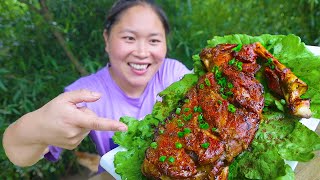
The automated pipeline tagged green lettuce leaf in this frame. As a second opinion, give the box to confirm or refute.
[277,121,320,162]
[113,34,320,180]
[112,73,198,179]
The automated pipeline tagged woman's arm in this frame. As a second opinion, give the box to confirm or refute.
[3,110,49,166]
[3,89,127,167]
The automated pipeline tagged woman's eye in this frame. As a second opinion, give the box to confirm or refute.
[150,39,161,44]
[123,36,135,41]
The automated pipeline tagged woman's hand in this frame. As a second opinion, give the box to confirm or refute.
[35,89,127,150]
[3,89,127,166]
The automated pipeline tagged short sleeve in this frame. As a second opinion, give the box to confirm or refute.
[44,145,62,162]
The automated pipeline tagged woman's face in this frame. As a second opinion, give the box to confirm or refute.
[104,5,167,97]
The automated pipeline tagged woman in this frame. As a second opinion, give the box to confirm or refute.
[3,0,191,173]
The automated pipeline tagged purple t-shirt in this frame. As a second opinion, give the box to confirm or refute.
[44,58,191,172]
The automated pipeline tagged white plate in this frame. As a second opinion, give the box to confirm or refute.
[100,46,320,180]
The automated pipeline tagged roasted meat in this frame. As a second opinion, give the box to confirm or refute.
[141,43,311,179]
[253,42,311,118]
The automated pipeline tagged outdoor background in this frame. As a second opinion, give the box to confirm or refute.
[1,0,319,179]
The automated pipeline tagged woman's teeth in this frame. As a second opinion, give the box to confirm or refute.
[129,63,148,70]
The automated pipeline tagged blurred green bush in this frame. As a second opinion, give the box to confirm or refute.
[0,0,319,178]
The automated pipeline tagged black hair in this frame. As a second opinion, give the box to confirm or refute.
[104,0,170,36]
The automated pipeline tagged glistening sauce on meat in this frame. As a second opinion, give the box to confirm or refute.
[141,43,311,180]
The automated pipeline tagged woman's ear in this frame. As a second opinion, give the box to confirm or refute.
[103,29,109,53]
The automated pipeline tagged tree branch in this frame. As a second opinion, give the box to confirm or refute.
[18,0,88,76]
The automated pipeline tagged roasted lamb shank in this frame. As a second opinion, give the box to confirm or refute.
[141,43,311,179]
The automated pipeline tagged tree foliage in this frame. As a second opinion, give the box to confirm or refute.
[0,0,319,178]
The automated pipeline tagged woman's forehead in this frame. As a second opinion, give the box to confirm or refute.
[112,5,165,35]
[118,5,158,22]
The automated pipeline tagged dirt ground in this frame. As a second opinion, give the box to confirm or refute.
[60,168,91,180]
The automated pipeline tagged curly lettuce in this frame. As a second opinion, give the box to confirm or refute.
[113,34,320,180]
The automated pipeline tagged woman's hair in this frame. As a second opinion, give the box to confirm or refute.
[104,0,170,35]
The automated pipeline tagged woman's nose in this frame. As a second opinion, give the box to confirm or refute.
[133,42,149,58]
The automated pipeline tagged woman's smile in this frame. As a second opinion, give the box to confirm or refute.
[128,62,150,75]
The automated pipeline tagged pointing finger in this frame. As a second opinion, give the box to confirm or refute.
[77,115,128,132]
[59,89,102,104]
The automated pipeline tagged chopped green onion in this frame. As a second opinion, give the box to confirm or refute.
[175,142,183,149]
[198,114,203,121]
[159,129,164,134]
[201,142,210,149]
[212,127,218,132]
[221,94,228,99]
[193,106,198,112]
[266,58,275,69]
[192,54,200,61]
[168,156,175,163]
[194,106,203,113]
[275,100,284,112]
[150,142,158,149]
[225,91,233,96]
[228,104,236,113]
[159,156,166,162]
[177,120,184,127]
[215,71,222,79]
[199,84,204,89]
[205,78,211,86]
[184,128,191,134]
[176,107,181,114]
[218,100,222,104]
[183,114,192,121]
[229,58,236,65]
[227,82,234,89]
[177,131,184,138]
[218,77,227,87]
[212,66,219,74]
[236,61,243,71]
[184,107,190,112]
[232,44,243,52]
[270,64,275,70]
[184,99,190,103]
[267,58,272,64]
[200,123,209,130]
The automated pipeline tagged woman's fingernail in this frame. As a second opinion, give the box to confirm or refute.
[118,126,128,132]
